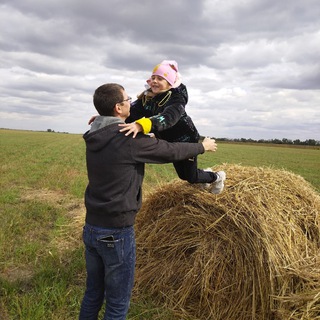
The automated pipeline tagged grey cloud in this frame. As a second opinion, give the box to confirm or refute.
[0,0,319,140]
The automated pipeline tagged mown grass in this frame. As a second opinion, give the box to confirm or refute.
[0,129,319,320]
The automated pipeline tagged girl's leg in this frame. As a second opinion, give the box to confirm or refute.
[173,157,215,184]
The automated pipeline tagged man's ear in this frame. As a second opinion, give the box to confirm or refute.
[113,103,122,116]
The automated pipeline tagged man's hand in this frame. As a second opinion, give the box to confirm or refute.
[202,137,217,152]
[119,123,143,138]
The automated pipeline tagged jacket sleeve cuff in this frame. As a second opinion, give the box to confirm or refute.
[135,117,152,134]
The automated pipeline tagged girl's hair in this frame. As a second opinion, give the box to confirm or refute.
[93,83,124,116]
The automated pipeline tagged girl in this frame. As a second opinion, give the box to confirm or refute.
[119,60,226,194]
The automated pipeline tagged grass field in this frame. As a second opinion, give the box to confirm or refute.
[0,129,319,319]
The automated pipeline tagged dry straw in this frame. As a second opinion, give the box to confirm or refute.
[135,164,320,320]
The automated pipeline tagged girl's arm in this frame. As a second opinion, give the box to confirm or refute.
[148,102,185,132]
[119,102,185,138]
[120,88,187,137]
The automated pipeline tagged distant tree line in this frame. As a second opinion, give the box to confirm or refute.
[216,137,319,146]
[47,129,69,134]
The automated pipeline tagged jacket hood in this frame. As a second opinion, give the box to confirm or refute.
[83,116,124,152]
[173,83,188,104]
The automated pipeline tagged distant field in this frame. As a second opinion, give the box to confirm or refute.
[1,129,318,192]
[204,141,320,190]
[0,129,319,319]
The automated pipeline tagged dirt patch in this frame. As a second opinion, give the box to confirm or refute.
[0,302,10,320]
[20,188,85,218]
[25,188,85,250]
[1,266,33,283]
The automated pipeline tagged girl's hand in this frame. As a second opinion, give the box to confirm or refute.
[88,115,98,125]
[119,123,143,138]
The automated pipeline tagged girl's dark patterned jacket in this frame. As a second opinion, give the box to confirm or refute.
[126,84,200,143]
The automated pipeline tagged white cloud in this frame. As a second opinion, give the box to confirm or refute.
[0,0,319,140]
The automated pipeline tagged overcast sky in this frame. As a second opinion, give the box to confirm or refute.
[1,0,319,140]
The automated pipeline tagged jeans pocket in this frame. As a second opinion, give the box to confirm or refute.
[98,236,124,267]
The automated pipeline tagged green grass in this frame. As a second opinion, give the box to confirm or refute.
[0,129,319,319]
[202,142,320,189]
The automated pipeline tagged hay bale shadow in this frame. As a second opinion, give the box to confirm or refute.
[135,164,320,320]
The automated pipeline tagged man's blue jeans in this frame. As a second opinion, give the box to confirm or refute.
[79,223,136,320]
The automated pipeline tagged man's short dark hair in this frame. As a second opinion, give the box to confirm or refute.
[93,83,124,116]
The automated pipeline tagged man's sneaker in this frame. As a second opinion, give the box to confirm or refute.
[211,171,226,194]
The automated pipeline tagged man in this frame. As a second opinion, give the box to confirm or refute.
[79,83,218,320]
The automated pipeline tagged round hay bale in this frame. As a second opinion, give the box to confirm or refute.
[135,164,320,320]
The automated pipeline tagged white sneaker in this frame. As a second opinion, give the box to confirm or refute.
[211,171,226,194]
[202,168,213,189]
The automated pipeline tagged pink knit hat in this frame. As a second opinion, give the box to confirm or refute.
[147,60,182,88]
[151,63,177,86]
